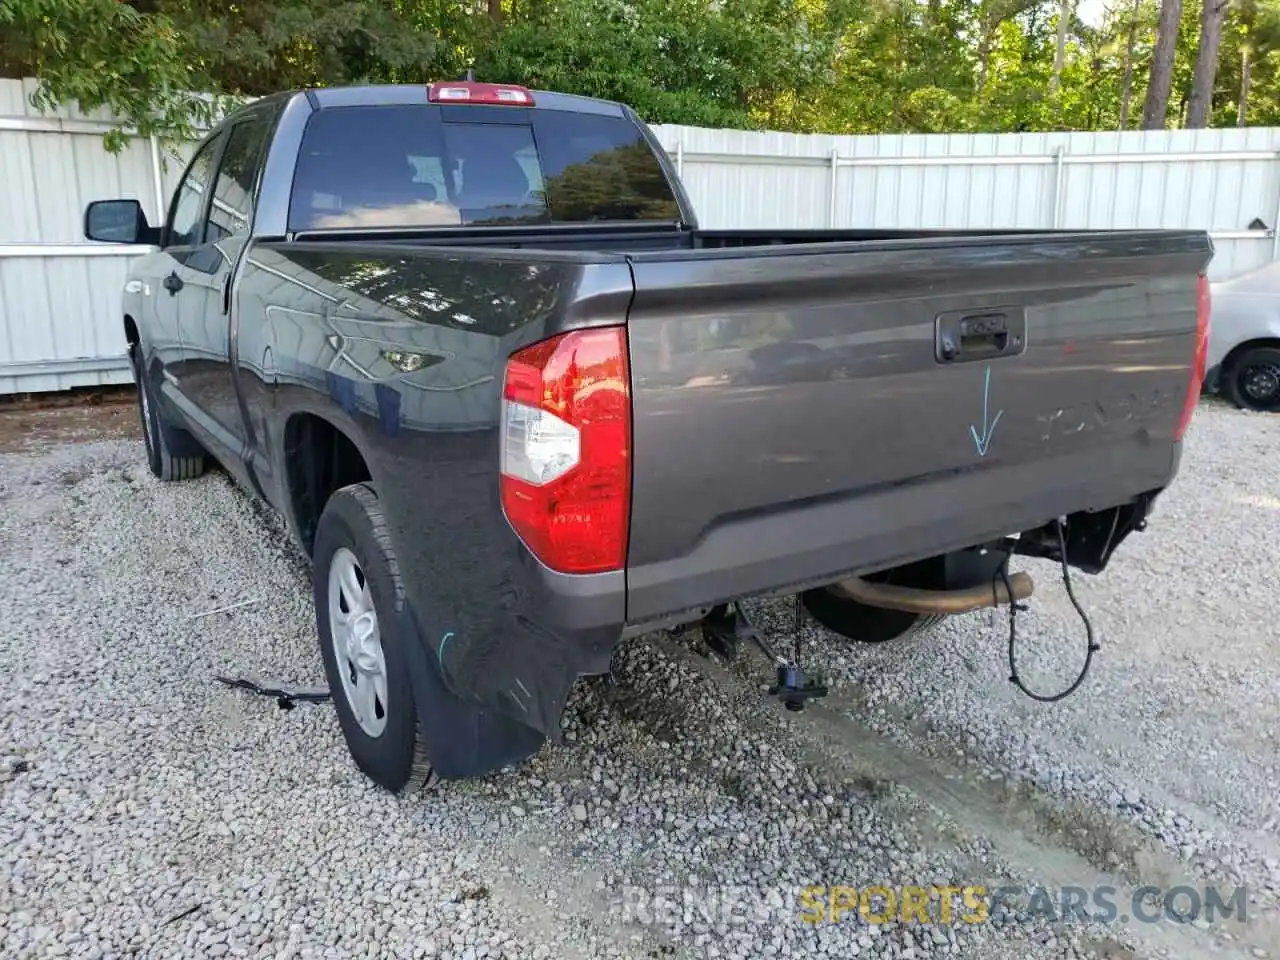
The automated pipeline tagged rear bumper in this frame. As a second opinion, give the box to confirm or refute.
[625,437,1179,625]
[368,431,627,762]
[433,547,626,740]
[416,436,1178,763]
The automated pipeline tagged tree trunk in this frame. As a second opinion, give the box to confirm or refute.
[1238,46,1253,125]
[1141,0,1184,129]
[1087,54,1105,126]
[1186,0,1229,127]
[977,29,994,92]
[1118,0,1141,128]
[975,0,1006,92]
[976,0,1040,92]
[1049,0,1072,94]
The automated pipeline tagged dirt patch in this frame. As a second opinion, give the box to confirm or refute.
[57,464,96,487]
[0,387,139,453]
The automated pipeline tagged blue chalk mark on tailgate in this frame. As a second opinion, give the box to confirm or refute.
[968,364,1004,457]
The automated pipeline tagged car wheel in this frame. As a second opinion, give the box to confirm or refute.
[1225,346,1280,413]
[802,586,946,644]
[313,482,438,794]
[131,345,206,481]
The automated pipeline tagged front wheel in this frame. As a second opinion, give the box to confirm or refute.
[313,483,437,794]
[1225,346,1280,413]
[131,346,206,481]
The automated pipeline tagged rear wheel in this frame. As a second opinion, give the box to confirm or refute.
[1225,346,1280,413]
[313,482,437,794]
[131,345,206,481]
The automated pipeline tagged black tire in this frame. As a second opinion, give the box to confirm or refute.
[313,482,437,794]
[131,346,206,481]
[802,586,944,644]
[1225,346,1280,413]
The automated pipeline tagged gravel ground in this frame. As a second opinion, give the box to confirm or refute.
[1,399,1277,959]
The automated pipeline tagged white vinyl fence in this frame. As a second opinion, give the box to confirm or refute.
[3,75,1279,394]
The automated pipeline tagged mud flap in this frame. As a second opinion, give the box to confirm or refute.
[399,606,547,780]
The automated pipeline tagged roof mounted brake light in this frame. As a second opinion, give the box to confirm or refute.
[427,82,534,106]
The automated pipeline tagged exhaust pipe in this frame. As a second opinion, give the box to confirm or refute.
[829,571,1035,615]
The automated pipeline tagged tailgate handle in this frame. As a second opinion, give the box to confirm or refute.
[936,309,1025,363]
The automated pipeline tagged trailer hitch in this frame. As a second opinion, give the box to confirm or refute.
[769,661,829,712]
[701,597,828,712]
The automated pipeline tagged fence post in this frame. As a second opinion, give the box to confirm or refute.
[828,148,839,228]
[1051,145,1065,229]
[1272,153,1280,260]
[675,134,684,179]
[149,135,166,225]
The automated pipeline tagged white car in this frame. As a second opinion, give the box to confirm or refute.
[1206,260,1280,412]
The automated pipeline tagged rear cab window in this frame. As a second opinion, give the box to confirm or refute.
[287,103,681,231]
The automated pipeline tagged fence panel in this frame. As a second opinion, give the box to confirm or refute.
[3,76,1277,393]
[651,123,1280,279]
[0,78,171,393]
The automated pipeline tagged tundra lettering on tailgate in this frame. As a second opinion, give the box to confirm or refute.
[1036,386,1177,443]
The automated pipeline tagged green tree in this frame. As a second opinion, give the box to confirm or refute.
[4,0,1280,145]
[0,0,214,148]
[1,0,445,148]
[475,0,860,130]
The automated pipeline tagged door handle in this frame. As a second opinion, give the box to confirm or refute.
[936,308,1026,364]
[163,271,184,295]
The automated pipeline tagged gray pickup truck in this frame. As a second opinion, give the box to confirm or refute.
[84,82,1213,794]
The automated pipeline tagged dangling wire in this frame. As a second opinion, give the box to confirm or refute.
[792,593,804,665]
[1002,518,1100,703]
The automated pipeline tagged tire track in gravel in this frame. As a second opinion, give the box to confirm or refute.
[519,627,1121,957]
[811,631,1280,899]
[644,630,1275,960]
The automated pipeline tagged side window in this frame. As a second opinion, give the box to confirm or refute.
[531,112,680,222]
[167,133,223,248]
[205,117,272,243]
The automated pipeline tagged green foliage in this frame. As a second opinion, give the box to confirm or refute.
[159,0,441,93]
[0,0,217,147]
[473,0,856,129]
[3,0,1280,145]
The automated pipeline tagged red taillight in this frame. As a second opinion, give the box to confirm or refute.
[428,82,534,106]
[499,327,631,574]
[1175,273,1211,442]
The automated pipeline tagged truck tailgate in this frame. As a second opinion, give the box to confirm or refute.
[623,230,1213,622]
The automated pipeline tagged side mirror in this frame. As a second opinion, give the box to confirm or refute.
[84,199,160,245]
